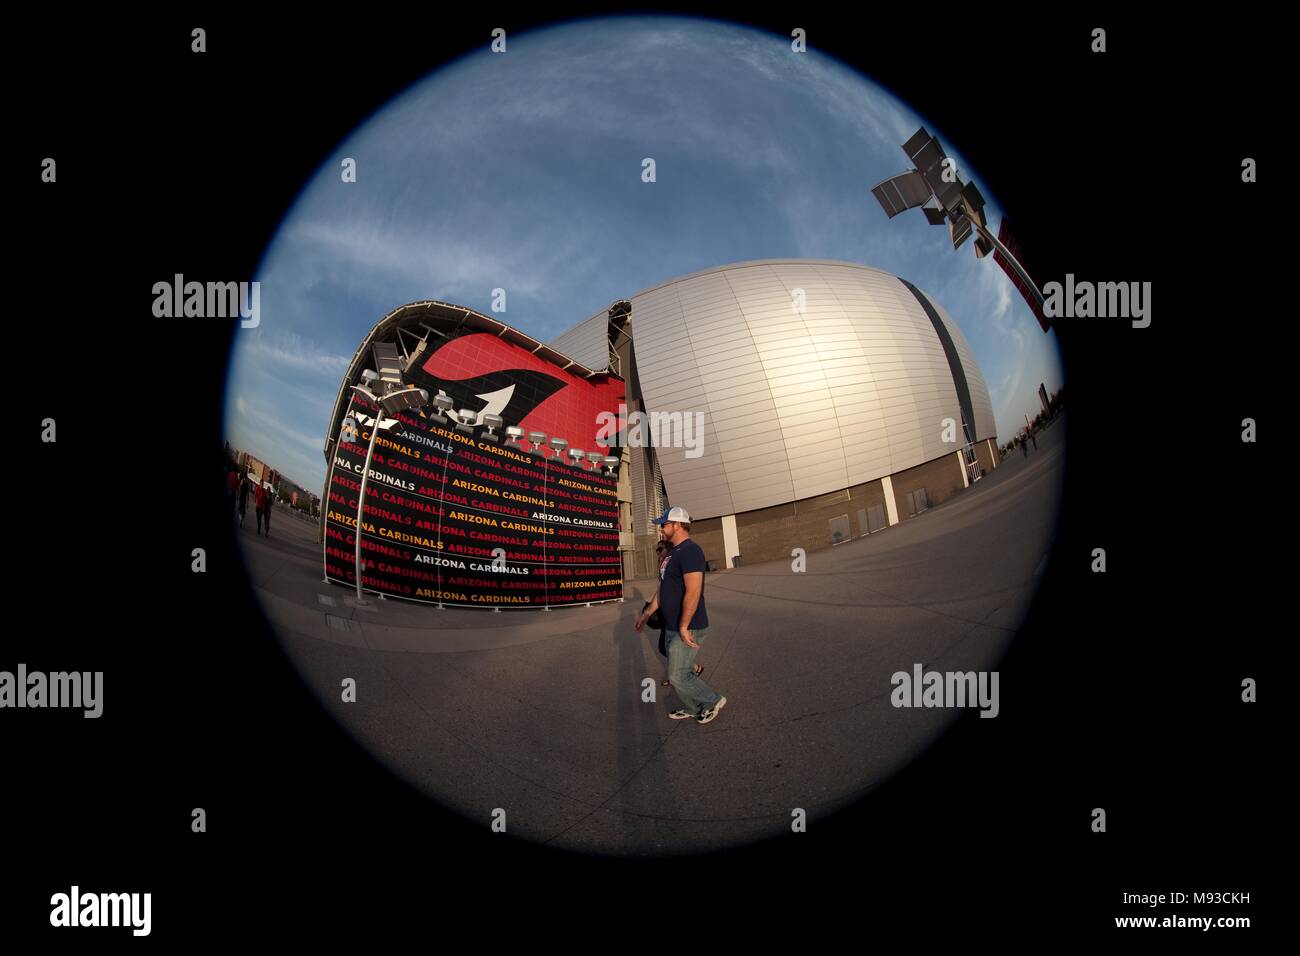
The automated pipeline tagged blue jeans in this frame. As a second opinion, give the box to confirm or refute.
[665,627,720,715]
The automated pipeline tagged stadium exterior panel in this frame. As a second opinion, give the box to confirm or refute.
[550,259,1000,577]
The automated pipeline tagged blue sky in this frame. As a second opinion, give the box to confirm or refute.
[224,15,1064,494]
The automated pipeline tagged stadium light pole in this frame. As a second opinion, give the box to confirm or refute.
[348,373,429,603]
[871,126,1046,319]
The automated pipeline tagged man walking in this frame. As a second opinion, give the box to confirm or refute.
[634,506,727,724]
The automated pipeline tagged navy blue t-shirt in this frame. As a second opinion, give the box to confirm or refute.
[658,537,709,630]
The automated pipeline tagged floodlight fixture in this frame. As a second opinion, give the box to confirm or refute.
[871,126,1045,319]
[379,386,429,417]
[454,409,477,434]
[481,413,504,443]
[423,391,451,425]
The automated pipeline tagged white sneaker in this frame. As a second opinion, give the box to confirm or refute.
[668,709,695,719]
[696,696,727,724]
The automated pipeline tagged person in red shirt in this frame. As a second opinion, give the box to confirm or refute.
[262,485,273,537]
[254,483,268,535]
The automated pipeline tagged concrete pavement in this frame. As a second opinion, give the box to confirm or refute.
[235,417,1065,856]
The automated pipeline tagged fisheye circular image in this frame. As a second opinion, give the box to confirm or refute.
[221,15,1066,856]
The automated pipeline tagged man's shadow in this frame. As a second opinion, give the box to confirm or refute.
[609,582,683,850]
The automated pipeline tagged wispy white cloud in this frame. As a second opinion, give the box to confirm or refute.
[261,412,325,452]
[240,327,351,377]
[279,215,587,305]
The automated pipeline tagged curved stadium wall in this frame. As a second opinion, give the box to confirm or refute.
[561,259,1002,574]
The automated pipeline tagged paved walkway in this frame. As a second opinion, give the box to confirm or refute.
[235,418,1065,856]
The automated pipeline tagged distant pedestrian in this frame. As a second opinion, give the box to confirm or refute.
[262,487,273,537]
[254,483,267,535]
[1020,436,1027,458]
[1030,431,1037,450]
[226,468,239,517]
[634,506,726,724]
[237,473,250,528]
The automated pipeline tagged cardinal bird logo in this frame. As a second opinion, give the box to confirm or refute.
[410,333,625,445]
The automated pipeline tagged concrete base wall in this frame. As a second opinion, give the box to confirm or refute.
[848,480,887,536]
[683,520,726,568]
[889,453,966,518]
[627,450,988,578]
[731,502,793,568]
